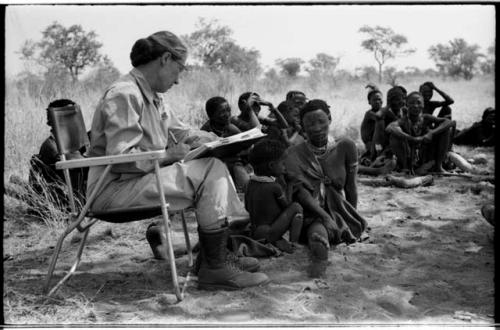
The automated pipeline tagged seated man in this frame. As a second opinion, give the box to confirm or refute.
[231,91,287,133]
[371,85,408,153]
[200,96,241,137]
[454,107,495,147]
[28,99,89,215]
[386,91,456,174]
[200,96,249,192]
[419,81,455,119]
[360,84,383,164]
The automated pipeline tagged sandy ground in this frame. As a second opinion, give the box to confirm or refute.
[3,146,495,325]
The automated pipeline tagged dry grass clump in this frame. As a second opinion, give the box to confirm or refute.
[3,286,98,324]
[6,172,83,229]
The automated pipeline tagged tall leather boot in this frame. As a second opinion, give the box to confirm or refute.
[197,226,270,290]
[149,222,260,273]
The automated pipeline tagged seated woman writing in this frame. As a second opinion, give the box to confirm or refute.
[386,91,456,175]
[87,30,269,290]
[283,99,368,277]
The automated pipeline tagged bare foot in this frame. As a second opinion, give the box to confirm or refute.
[373,157,397,175]
[481,204,495,226]
[146,224,167,260]
[308,233,330,278]
[309,233,329,260]
[432,165,448,173]
[307,259,329,278]
[415,160,435,176]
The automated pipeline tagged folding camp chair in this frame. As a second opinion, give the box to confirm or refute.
[43,103,193,302]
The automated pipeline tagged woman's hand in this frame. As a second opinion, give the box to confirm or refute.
[164,135,199,164]
[185,131,218,149]
[165,142,191,163]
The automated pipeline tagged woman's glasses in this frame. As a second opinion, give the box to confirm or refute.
[174,59,187,72]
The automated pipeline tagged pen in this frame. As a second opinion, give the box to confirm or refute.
[168,130,178,145]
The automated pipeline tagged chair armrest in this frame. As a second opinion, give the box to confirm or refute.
[55,150,168,170]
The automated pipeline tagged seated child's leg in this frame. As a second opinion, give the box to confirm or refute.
[428,128,453,172]
[389,136,410,171]
[437,105,452,120]
[267,202,303,243]
[358,157,396,176]
[288,203,304,243]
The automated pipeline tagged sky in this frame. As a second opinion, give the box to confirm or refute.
[4,4,496,77]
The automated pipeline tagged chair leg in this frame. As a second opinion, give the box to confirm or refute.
[154,161,183,302]
[181,210,193,268]
[44,219,93,296]
[160,209,184,301]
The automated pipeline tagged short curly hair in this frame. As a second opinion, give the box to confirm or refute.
[205,96,228,119]
[238,91,260,110]
[249,138,287,169]
[299,99,331,123]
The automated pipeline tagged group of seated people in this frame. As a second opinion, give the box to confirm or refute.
[30,83,495,279]
[359,82,494,176]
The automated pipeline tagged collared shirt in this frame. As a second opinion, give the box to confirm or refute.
[87,68,191,193]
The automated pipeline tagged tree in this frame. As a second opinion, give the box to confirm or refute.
[403,66,422,76]
[183,18,261,74]
[306,53,340,77]
[19,22,103,82]
[428,38,484,80]
[480,45,495,75]
[276,57,305,77]
[383,66,401,86]
[212,42,261,75]
[84,55,121,87]
[355,65,378,82]
[359,25,415,83]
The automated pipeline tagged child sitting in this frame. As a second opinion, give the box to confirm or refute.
[285,90,308,111]
[245,138,303,253]
[200,96,251,193]
[276,101,305,146]
[28,99,89,216]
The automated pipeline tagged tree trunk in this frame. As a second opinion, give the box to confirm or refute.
[378,63,383,83]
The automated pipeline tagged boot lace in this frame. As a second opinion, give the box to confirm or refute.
[225,249,243,273]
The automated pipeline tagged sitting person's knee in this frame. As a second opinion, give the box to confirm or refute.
[252,225,271,241]
[290,202,303,214]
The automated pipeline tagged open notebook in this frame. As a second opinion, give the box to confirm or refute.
[184,127,266,162]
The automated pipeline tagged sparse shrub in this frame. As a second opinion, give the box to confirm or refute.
[9,172,83,229]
